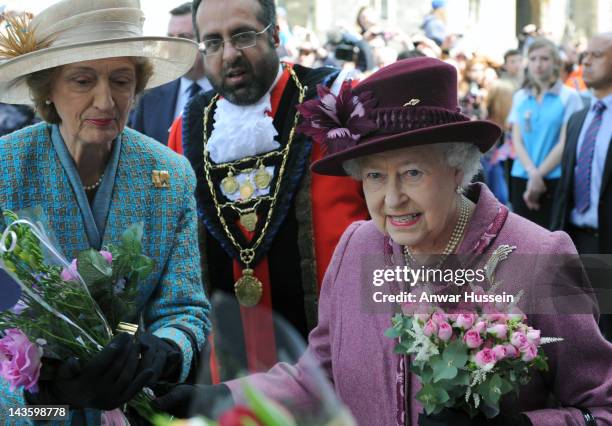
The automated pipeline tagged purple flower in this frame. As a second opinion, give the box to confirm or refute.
[9,300,28,315]
[0,328,42,393]
[99,250,113,265]
[296,80,377,154]
[60,259,79,282]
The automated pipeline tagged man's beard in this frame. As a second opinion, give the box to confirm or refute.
[209,52,279,106]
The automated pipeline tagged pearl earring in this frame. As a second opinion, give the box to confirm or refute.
[45,100,52,105]
[456,185,463,194]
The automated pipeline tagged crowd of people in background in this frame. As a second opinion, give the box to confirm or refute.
[275,2,612,249]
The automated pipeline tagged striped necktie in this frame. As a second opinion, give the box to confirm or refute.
[574,100,607,213]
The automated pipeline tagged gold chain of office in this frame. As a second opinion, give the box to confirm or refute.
[201,66,306,306]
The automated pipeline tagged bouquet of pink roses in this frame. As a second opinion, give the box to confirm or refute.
[385,286,563,419]
[0,210,156,421]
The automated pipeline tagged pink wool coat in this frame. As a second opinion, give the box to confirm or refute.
[228,184,612,425]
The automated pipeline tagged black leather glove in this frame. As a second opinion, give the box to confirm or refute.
[136,332,182,384]
[151,383,232,419]
[418,409,532,426]
[27,333,153,410]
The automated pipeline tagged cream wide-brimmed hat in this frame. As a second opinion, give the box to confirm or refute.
[0,0,199,105]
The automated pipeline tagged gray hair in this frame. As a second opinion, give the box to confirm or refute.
[342,143,482,188]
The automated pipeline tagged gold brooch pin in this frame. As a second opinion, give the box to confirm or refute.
[152,170,170,188]
[403,99,421,106]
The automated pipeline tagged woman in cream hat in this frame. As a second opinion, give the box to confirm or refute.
[0,0,210,423]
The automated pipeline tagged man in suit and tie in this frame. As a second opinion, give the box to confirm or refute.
[129,3,212,144]
[552,32,612,339]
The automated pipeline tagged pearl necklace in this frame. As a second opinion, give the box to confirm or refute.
[403,195,470,269]
[83,174,104,192]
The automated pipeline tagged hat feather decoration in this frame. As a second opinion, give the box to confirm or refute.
[0,13,51,59]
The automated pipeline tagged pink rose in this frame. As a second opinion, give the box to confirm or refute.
[60,259,79,282]
[99,250,113,265]
[526,329,541,345]
[0,329,42,393]
[463,330,483,348]
[437,322,453,341]
[492,345,507,360]
[472,321,487,334]
[520,344,538,362]
[423,319,438,337]
[455,314,476,330]
[505,344,519,358]
[474,348,497,370]
[431,312,448,325]
[487,324,508,340]
[510,331,529,349]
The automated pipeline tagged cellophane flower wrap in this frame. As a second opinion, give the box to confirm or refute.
[385,284,563,419]
[153,383,297,426]
[153,293,357,426]
[0,210,156,420]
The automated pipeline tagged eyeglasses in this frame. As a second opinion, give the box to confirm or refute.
[199,24,272,56]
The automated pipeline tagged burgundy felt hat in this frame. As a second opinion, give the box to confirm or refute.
[297,57,502,176]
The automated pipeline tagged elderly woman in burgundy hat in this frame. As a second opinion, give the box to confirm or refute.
[155,58,612,425]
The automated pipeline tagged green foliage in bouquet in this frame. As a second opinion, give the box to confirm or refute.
[385,305,560,419]
[0,211,159,421]
[76,223,154,331]
[0,210,111,360]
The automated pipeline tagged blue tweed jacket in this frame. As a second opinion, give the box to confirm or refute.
[0,123,211,425]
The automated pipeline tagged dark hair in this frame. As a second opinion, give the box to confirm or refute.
[503,49,521,62]
[192,0,276,41]
[170,2,192,16]
[397,49,426,61]
[26,57,154,124]
[355,6,370,33]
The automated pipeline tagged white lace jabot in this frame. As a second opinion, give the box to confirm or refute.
[207,65,285,164]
